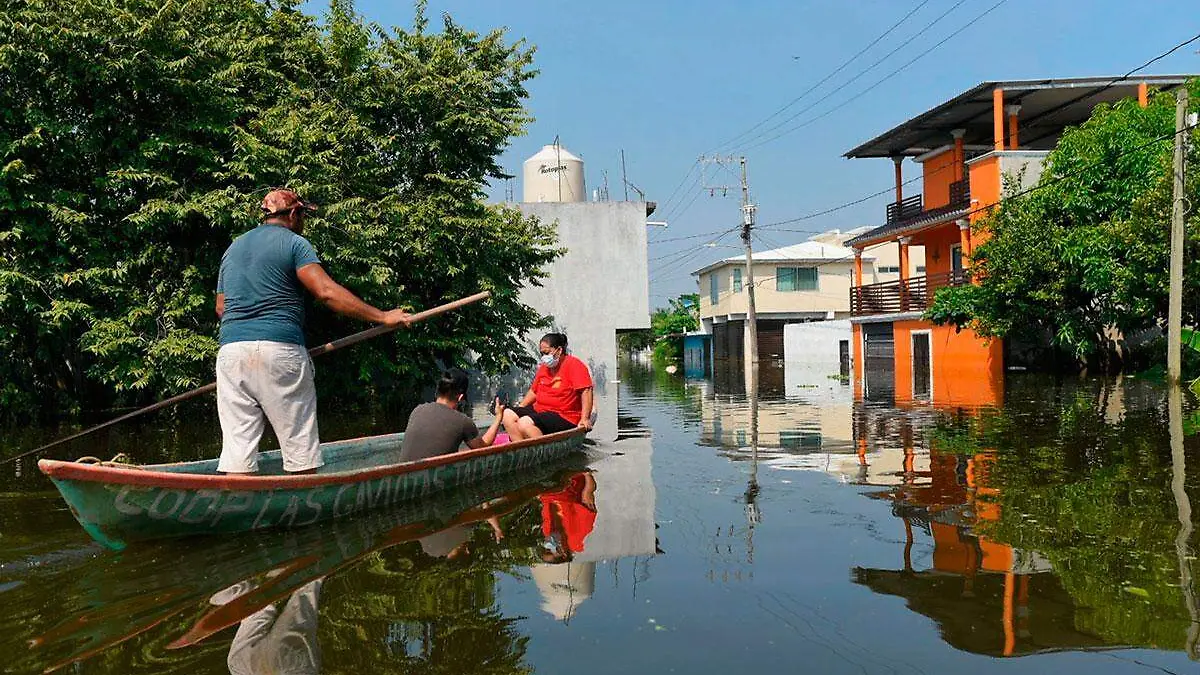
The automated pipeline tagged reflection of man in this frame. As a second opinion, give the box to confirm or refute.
[539,472,597,563]
[225,579,323,675]
[418,518,504,560]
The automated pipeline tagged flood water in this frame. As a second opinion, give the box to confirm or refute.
[2,360,1200,673]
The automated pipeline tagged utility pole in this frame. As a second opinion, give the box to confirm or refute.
[740,157,759,367]
[1168,88,1187,383]
[699,155,759,368]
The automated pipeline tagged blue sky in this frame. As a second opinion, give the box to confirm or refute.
[314,0,1198,305]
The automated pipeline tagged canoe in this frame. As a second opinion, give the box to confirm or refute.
[24,463,584,674]
[38,427,587,550]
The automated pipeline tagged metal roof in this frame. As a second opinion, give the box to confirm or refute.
[845,207,968,248]
[691,240,871,276]
[845,75,1192,159]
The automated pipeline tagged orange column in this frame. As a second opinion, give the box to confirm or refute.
[853,249,864,314]
[1003,571,1016,656]
[992,88,1005,151]
[951,129,966,181]
[893,156,904,203]
[958,219,972,271]
[1005,105,1021,149]
[1137,82,1148,107]
[898,237,911,311]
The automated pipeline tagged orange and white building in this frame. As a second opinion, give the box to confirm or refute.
[845,76,1190,406]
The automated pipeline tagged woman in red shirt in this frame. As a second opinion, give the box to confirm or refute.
[502,333,594,440]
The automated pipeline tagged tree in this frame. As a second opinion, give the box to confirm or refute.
[926,82,1200,363]
[0,0,556,417]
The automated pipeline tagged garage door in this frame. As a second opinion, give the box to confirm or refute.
[862,322,895,403]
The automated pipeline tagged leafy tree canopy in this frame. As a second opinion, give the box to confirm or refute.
[0,0,557,417]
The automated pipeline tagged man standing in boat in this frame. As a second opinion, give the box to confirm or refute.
[214,189,410,474]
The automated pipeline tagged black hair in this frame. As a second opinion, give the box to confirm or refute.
[436,368,470,399]
[540,332,568,352]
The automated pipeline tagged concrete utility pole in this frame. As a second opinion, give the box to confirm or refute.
[740,157,759,367]
[1168,88,1187,383]
[700,155,759,367]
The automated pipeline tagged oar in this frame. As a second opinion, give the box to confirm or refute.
[4,290,491,465]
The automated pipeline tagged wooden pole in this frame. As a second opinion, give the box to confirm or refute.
[1168,88,1187,383]
[5,291,492,464]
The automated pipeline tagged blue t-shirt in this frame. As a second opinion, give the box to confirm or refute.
[217,224,321,346]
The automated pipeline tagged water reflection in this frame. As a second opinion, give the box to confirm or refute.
[4,462,576,673]
[676,360,1200,662]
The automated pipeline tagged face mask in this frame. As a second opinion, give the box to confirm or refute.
[539,353,560,369]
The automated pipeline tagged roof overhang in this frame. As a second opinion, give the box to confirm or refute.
[845,75,1193,159]
[845,208,968,249]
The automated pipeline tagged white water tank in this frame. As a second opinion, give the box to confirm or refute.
[523,143,585,203]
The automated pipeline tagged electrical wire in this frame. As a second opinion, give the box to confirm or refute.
[741,0,1008,151]
[707,0,934,155]
[655,159,700,220]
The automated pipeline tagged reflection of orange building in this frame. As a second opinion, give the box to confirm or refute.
[845,76,1189,405]
[852,409,1109,657]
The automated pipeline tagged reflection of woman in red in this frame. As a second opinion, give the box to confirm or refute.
[539,472,597,564]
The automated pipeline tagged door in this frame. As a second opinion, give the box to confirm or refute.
[950,244,964,277]
[911,331,931,400]
[862,322,895,403]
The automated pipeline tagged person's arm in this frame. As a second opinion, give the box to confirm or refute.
[518,388,536,408]
[577,387,594,430]
[296,263,409,326]
[580,473,597,510]
[466,401,506,449]
[215,293,224,319]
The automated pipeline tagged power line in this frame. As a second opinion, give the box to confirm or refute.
[655,159,700,217]
[708,0,933,154]
[742,0,1008,151]
[729,0,972,152]
[650,226,743,246]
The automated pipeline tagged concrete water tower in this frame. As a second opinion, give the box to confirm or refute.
[523,142,585,203]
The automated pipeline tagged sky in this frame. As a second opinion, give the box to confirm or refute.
[309,0,1199,306]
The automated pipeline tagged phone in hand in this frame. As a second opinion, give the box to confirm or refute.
[488,391,510,415]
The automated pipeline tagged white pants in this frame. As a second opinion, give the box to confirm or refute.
[216,341,322,473]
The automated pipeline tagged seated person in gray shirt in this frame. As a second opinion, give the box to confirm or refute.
[399,368,505,463]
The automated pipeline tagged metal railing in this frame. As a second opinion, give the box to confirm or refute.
[883,176,971,226]
[850,270,969,316]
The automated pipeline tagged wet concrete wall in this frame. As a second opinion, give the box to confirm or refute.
[512,202,651,441]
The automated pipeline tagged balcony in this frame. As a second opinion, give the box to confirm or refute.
[851,270,969,317]
[884,177,971,226]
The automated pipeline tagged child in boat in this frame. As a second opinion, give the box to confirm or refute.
[399,368,504,463]
[502,332,594,440]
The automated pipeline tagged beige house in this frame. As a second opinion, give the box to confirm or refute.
[810,227,926,283]
[693,239,868,361]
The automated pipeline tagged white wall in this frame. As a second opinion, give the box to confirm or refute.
[511,202,651,441]
[783,320,852,384]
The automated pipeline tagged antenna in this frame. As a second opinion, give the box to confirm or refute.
[621,149,629,201]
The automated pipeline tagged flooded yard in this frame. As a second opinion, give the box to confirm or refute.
[1,361,1198,673]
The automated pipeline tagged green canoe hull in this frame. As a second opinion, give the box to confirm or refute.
[39,429,587,549]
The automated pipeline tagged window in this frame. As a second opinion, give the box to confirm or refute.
[709,273,719,304]
[950,245,963,275]
[732,267,743,293]
[876,265,900,274]
[916,265,926,273]
[776,267,818,292]
[779,430,822,450]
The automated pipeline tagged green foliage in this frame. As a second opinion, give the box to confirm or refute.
[927,82,1200,360]
[928,379,1200,648]
[0,0,555,417]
